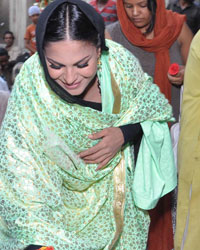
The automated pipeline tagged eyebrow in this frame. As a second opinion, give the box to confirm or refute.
[46,55,90,67]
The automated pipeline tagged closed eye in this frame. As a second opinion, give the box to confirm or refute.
[124,3,133,8]
[49,63,63,70]
[139,3,147,7]
[77,62,89,69]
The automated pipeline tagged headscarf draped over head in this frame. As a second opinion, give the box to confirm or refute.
[117,0,186,101]
[36,0,108,104]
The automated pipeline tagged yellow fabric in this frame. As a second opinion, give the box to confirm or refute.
[175,30,200,250]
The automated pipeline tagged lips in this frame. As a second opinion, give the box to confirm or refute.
[132,18,143,23]
[62,81,81,90]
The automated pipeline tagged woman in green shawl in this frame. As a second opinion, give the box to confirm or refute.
[0,0,176,249]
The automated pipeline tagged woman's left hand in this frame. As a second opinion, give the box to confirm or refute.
[78,127,124,171]
[167,65,185,85]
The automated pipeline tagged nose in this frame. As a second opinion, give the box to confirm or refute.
[132,6,139,16]
[63,67,77,85]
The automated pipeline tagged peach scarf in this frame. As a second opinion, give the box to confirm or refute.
[117,0,186,101]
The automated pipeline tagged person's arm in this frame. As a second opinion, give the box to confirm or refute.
[24,245,43,250]
[178,30,200,170]
[120,123,143,164]
[119,123,142,145]
[24,26,36,54]
[177,21,193,65]
[25,39,37,54]
[175,30,200,249]
[168,22,193,85]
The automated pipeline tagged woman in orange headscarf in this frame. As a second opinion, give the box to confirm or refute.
[106,1,193,250]
[106,0,192,121]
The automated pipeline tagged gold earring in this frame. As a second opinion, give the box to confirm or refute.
[97,57,101,70]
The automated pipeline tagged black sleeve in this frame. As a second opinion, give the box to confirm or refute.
[119,123,143,145]
[119,123,143,164]
[24,245,43,250]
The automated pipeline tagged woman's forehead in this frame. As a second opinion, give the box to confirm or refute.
[44,40,98,63]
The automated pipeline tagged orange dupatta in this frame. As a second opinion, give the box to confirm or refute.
[117,0,186,102]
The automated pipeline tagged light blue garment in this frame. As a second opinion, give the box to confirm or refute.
[133,121,177,210]
[0,77,9,92]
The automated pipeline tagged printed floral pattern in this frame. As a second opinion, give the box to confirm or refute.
[0,40,172,250]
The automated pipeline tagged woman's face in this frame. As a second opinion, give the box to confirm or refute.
[45,40,100,96]
[123,0,152,33]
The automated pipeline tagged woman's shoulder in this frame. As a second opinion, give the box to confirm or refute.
[177,21,193,44]
[106,21,120,34]
[22,53,41,69]
[106,39,138,60]
[105,39,147,81]
[176,21,193,64]
[106,38,141,70]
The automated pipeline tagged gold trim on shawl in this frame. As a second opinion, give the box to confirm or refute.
[111,72,121,114]
[108,154,126,250]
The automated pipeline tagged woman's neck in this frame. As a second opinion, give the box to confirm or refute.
[140,28,154,39]
[145,31,154,39]
[82,76,101,103]
[139,24,154,39]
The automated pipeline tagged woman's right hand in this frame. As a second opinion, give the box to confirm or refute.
[78,127,124,171]
[167,65,185,86]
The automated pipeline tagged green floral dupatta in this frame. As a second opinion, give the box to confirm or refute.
[0,40,176,250]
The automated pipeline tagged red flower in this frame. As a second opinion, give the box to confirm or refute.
[168,63,179,76]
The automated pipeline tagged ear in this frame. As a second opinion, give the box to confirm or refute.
[97,47,101,58]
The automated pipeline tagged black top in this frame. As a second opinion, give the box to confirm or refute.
[24,245,43,250]
[167,1,200,34]
[82,100,143,145]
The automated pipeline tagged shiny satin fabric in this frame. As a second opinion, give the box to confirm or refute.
[0,39,174,250]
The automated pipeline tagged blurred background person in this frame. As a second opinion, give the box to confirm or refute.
[167,0,200,35]
[0,75,9,91]
[3,30,22,61]
[175,29,200,250]
[106,0,193,122]
[24,5,41,56]
[0,47,15,90]
[165,0,170,6]
[0,90,10,127]
[89,0,118,25]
